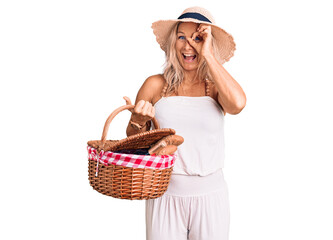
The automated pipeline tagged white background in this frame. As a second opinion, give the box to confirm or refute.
[1,0,332,239]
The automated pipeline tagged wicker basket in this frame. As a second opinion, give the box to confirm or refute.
[87,103,177,200]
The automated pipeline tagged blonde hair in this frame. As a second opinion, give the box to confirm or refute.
[161,22,224,97]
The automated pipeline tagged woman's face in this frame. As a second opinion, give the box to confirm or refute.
[175,22,202,72]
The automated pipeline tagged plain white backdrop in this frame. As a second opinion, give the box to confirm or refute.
[1,0,332,239]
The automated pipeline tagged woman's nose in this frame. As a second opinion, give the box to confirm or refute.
[184,39,193,49]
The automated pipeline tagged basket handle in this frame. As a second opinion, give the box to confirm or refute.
[101,104,160,143]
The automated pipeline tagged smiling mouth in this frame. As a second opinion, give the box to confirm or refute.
[182,53,197,61]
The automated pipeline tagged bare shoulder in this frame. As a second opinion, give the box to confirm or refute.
[146,74,166,90]
[134,74,166,105]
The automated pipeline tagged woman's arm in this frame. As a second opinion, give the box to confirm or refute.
[187,24,247,115]
[126,75,162,136]
[205,54,247,115]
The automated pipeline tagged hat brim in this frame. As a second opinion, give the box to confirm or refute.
[151,19,236,63]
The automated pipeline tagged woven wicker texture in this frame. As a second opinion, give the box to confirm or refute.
[87,102,177,200]
[88,161,172,199]
[88,128,175,152]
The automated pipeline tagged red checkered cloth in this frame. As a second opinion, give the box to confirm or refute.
[87,146,176,170]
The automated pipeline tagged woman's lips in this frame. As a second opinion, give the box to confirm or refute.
[182,53,197,62]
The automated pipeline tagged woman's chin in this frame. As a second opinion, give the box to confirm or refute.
[180,60,199,71]
[182,65,198,72]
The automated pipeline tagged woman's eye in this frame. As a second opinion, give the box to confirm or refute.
[178,36,186,40]
[194,36,202,41]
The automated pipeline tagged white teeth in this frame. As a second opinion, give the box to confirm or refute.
[183,54,195,57]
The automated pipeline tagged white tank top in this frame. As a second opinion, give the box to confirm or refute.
[152,94,225,176]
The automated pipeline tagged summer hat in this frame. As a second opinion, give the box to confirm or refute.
[151,6,236,63]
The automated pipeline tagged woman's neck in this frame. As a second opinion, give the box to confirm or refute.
[183,71,200,85]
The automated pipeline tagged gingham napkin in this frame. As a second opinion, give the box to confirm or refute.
[87,146,175,170]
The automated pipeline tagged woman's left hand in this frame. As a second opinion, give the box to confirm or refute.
[187,24,214,59]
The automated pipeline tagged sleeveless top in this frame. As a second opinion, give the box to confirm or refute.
[151,80,226,176]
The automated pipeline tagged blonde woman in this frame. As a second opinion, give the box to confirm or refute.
[126,6,246,240]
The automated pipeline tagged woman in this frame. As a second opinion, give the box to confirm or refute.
[126,6,246,240]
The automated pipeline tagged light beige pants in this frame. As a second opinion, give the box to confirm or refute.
[145,169,230,240]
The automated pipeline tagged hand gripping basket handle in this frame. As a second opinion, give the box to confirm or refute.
[101,104,160,144]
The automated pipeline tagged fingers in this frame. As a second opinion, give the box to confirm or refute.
[197,24,211,34]
[193,29,207,41]
[143,100,152,113]
[187,24,211,51]
[186,37,198,49]
[135,99,145,109]
[187,30,205,53]
[134,100,153,116]
[192,31,201,39]
[132,100,155,123]
[141,101,155,118]
[150,105,155,118]
[196,24,211,42]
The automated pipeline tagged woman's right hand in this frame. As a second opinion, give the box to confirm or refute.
[124,96,155,125]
